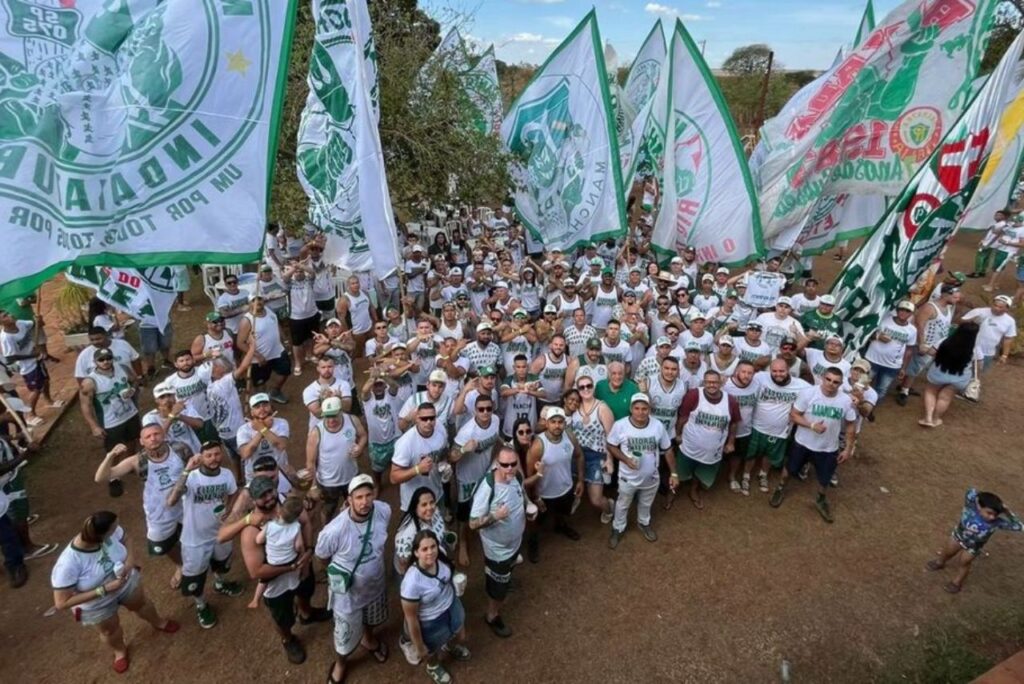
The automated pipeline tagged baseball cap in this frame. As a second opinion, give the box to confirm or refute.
[140,414,163,430]
[670,256,684,264]
[348,473,375,494]
[701,274,714,283]
[386,341,407,352]
[248,475,277,499]
[777,296,793,307]
[411,245,424,253]
[248,292,264,302]
[717,336,735,347]
[249,392,271,407]
[851,358,871,373]
[745,322,763,331]
[589,257,604,266]
[428,369,447,383]
[495,280,509,289]
[94,348,114,361]
[205,312,224,322]
[630,392,650,405]
[325,317,342,327]
[513,308,528,318]
[564,278,578,286]
[586,338,602,350]
[449,267,463,276]
[896,300,915,312]
[544,304,558,314]
[656,336,671,347]
[153,383,175,399]
[687,312,707,324]
[995,294,1014,306]
[478,365,497,377]
[716,267,729,275]
[546,406,567,420]
[726,289,739,299]
[623,290,636,298]
[951,271,967,283]
[684,341,702,352]
[940,283,960,295]
[259,263,273,272]
[684,246,696,254]
[780,336,797,347]
[825,332,843,343]
[321,396,343,417]
[476,321,493,332]
[252,455,278,473]
[819,294,837,306]
[601,267,614,275]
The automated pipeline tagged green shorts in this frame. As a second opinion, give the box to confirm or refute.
[746,429,789,467]
[369,439,396,473]
[675,452,720,489]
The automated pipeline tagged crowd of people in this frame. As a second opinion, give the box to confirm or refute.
[0,202,1019,682]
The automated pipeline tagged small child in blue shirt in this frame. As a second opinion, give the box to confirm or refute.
[927,488,1022,593]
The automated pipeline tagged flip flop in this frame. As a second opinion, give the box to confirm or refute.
[113,653,130,674]
[944,582,962,594]
[370,640,389,664]
[24,543,59,560]
[689,493,704,510]
[25,416,43,427]
[156,619,180,633]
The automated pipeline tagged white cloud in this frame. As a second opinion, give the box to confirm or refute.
[706,1,721,6]
[644,3,704,20]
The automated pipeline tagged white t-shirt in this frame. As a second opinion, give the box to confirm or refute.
[789,293,819,317]
[963,308,1018,356]
[236,418,292,491]
[401,561,455,622]
[804,349,851,385]
[606,417,671,489]
[315,501,391,614]
[470,474,526,562]
[393,511,448,574]
[207,374,245,440]
[143,408,201,456]
[750,372,811,438]
[392,424,449,510]
[216,291,251,334]
[864,316,918,369]
[364,391,400,445]
[180,468,237,546]
[74,339,139,379]
[50,526,129,610]
[302,378,353,429]
[453,417,500,502]
[792,387,857,453]
[1,320,36,374]
[754,312,804,351]
[264,518,301,566]
[163,365,213,420]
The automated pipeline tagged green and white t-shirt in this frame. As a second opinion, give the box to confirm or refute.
[180,468,237,546]
[792,387,856,453]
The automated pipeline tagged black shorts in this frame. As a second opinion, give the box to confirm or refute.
[104,415,142,451]
[541,489,574,517]
[484,550,519,602]
[289,314,321,346]
[22,364,47,391]
[147,523,182,556]
[456,498,472,523]
[786,442,838,488]
[252,353,292,386]
[315,298,336,313]
[263,571,316,631]
[319,482,349,520]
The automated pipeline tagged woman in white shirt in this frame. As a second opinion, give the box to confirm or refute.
[50,511,179,674]
[400,529,470,681]
[393,487,452,576]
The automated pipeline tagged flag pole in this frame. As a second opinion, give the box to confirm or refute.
[754,51,774,142]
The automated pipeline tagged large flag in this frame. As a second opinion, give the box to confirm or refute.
[620,21,666,187]
[297,0,400,276]
[956,71,1024,230]
[422,27,471,79]
[0,0,296,302]
[651,19,762,266]
[853,0,876,48]
[831,30,1024,352]
[769,192,888,255]
[501,11,626,251]
[757,0,999,240]
[66,265,177,330]
[462,46,502,136]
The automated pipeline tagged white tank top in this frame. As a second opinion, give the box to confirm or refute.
[923,302,953,349]
[681,391,731,464]
[648,377,686,435]
[244,311,285,359]
[438,318,464,341]
[576,358,608,384]
[502,380,537,435]
[203,333,235,369]
[315,416,358,487]
[591,286,619,329]
[265,519,301,565]
[538,353,567,402]
[536,433,574,499]
[344,292,372,334]
[558,295,581,320]
[570,401,607,452]
[89,367,138,429]
[724,379,758,438]
[140,446,186,539]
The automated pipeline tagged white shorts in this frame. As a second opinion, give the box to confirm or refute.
[333,591,389,657]
[181,539,233,577]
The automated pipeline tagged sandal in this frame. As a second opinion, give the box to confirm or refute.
[370,640,389,664]
[926,559,944,571]
[24,543,59,560]
[113,653,130,674]
[689,492,704,510]
[944,582,962,594]
[426,663,452,684]
[663,492,675,511]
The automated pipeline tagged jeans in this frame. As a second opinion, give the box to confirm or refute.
[612,480,658,533]
[0,512,24,571]
[870,362,900,400]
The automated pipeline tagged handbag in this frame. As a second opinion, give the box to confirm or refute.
[964,359,981,402]
[327,512,374,594]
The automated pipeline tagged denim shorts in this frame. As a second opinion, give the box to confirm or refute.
[140,324,172,355]
[582,447,606,484]
[419,597,465,654]
[925,364,970,391]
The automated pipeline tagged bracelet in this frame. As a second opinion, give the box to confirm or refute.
[260,427,269,435]
[95,585,106,597]
[414,465,421,475]
[670,472,679,478]
[244,513,251,526]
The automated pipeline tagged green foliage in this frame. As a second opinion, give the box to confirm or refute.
[722,43,777,75]
[496,60,535,111]
[268,0,511,232]
[716,73,798,136]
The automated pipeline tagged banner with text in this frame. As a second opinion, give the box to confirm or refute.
[620,21,666,186]
[66,264,177,330]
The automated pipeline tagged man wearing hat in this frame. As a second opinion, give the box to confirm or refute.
[680,312,714,356]
[307,396,366,524]
[896,284,959,404]
[498,309,535,376]
[237,292,292,404]
[255,262,289,320]
[984,213,1024,293]
[730,322,771,370]
[607,393,673,548]
[405,244,429,312]
[459,321,502,376]
[678,341,708,389]
[391,401,450,510]
[590,268,621,333]
[191,312,236,370]
[451,393,502,566]
[73,325,142,384]
[566,338,609,390]
[316,474,392,682]
[864,301,918,401]
[709,334,740,378]
[526,405,585,562]
[454,365,500,430]
[635,336,674,386]
[359,367,401,487]
[398,369,454,432]
[237,393,294,492]
[215,273,250,336]
[79,346,141,497]
[706,289,746,336]
[755,297,805,353]
[549,278,585,323]
[803,335,851,385]
[694,274,722,314]
[672,370,740,510]
[799,295,842,351]
[145,382,202,458]
[962,294,1018,370]
[313,318,356,386]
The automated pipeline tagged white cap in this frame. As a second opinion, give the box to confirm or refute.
[249,392,271,407]
[701,274,714,282]
[476,321,493,332]
[325,317,343,327]
[348,473,375,494]
[896,300,915,312]
[449,267,463,276]
[321,396,343,416]
[819,294,837,306]
[495,280,509,289]
[428,369,447,383]
[716,267,729,275]
[544,304,558,313]
[717,336,734,347]
[670,256,684,264]
[153,383,175,398]
[995,294,1014,306]
[777,296,793,307]
[630,392,650,405]
[546,406,566,420]
[656,336,672,347]
[411,245,424,253]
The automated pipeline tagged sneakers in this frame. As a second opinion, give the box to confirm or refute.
[758,472,769,493]
[269,390,288,405]
[769,485,786,508]
[608,530,622,550]
[638,524,657,542]
[214,579,244,597]
[399,636,422,665]
[830,473,839,487]
[485,614,512,638]
[816,495,834,523]
[729,479,741,493]
[7,564,27,588]
[895,391,908,407]
[282,636,306,664]
[600,509,613,525]
[555,523,581,541]
[797,464,810,481]
[443,643,472,661]
[740,475,751,497]
[196,604,217,629]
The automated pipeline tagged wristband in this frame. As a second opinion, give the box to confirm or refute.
[244,513,251,526]
[95,585,106,597]
[414,465,421,476]
[260,427,269,435]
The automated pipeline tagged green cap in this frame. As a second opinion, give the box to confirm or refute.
[478,365,497,377]
[205,312,224,322]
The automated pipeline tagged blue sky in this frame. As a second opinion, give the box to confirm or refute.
[423,0,907,71]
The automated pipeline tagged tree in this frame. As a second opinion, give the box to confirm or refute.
[722,44,778,76]
[268,0,511,230]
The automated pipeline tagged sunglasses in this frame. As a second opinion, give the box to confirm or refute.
[225,280,238,285]
[516,429,532,436]
[476,406,493,413]
[496,461,517,469]
[419,416,437,422]
[577,383,593,390]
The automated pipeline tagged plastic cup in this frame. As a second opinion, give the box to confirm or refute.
[453,572,467,596]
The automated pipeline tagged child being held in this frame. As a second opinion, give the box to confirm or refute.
[927,488,1022,593]
[248,495,306,608]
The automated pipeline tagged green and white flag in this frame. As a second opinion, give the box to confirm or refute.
[651,19,762,266]
[501,11,626,251]
[757,0,998,240]
[831,29,1024,352]
[66,264,177,329]
[296,0,399,276]
[769,192,888,255]
[620,21,666,186]
[0,0,296,301]
[463,45,502,136]
[423,26,471,78]
[853,0,876,48]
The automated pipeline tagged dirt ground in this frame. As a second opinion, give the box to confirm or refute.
[2,232,1023,684]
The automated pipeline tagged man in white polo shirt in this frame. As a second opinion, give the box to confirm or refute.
[962,294,1017,371]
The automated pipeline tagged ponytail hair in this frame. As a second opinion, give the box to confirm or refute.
[81,510,118,544]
